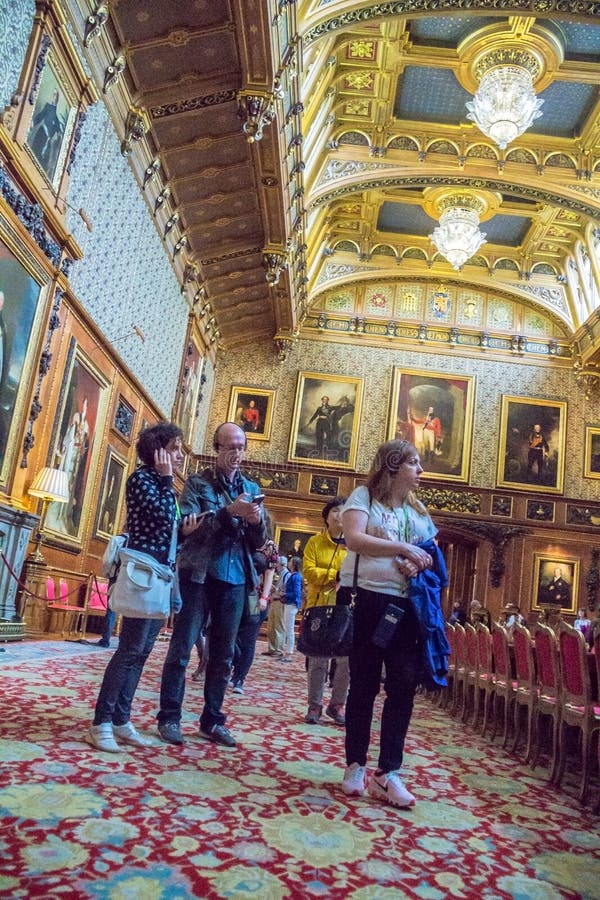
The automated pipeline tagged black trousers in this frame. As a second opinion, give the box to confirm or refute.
[345,587,420,773]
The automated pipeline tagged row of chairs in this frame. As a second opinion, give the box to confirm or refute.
[443,620,600,811]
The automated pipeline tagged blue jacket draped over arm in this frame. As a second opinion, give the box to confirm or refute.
[408,538,450,690]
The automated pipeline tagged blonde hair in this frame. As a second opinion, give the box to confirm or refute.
[366,439,427,513]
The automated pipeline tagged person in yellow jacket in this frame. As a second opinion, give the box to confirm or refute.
[302,497,349,725]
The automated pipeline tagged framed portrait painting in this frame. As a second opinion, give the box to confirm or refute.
[0,227,49,489]
[497,396,566,494]
[584,426,600,479]
[173,330,204,446]
[288,372,363,470]
[228,386,275,441]
[532,554,578,615]
[94,447,127,540]
[26,50,77,187]
[44,340,109,545]
[386,367,475,483]
[113,396,135,443]
[274,524,317,559]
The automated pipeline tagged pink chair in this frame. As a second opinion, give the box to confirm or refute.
[461,623,478,724]
[451,623,467,717]
[80,577,110,639]
[490,624,517,747]
[511,623,538,762]
[47,578,84,637]
[475,623,495,736]
[555,621,600,804]
[530,624,561,782]
[440,622,455,709]
[45,577,56,601]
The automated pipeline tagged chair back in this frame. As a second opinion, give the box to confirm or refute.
[558,620,591,707]
[492,623,511,679]
[453,623,466,666]
[513,623,535,686]
[445,622,456,666]
[45,576,56,601]
[534,623,560,694]
[88,579,109,611]
[465,623,478,670]
[476,623,493,672]
[59,578,69,602]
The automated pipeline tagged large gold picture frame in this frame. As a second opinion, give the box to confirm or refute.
[173,323,204,447]
[94,446,128,541]
[0,222,50,490]
[532,554,579,615]
[288,371,363,470]
[387,367,475,483]
[44,340,110,546]
[274,524,317,559]
[227,386,275,442]
[497,396,567,494]
[25,49,78,188]
[584,426,600,480]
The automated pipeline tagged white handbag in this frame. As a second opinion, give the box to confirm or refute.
[109,547,174,619]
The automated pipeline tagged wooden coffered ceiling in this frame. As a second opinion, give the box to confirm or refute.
[66,1,600,353]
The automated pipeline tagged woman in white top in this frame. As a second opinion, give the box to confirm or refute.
[340,439,436,808]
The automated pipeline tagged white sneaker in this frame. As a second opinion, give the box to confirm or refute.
[84,723,123,753]
[367,770,415,809]
[113,722,153,747]
[342,762,367,796]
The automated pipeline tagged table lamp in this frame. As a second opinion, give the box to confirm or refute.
[28,467,70,562]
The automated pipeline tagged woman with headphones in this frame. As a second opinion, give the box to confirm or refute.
[338,438,443,809]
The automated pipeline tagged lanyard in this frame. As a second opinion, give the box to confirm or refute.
[394,505,410,542]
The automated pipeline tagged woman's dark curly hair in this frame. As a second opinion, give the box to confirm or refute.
[137,422,183,467]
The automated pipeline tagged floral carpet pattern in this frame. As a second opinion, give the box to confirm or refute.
[1,638,599,899]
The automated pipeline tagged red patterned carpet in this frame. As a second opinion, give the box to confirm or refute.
[1,637,599,899]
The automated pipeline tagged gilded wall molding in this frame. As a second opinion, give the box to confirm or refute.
[304,3,600,46]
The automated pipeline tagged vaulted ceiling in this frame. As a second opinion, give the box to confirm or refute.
[68,1,600,354]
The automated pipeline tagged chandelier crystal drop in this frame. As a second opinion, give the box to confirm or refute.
[430,204,487,270]
[466,65,544,150]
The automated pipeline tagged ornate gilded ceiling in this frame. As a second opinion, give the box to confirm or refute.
[66,1,600,354]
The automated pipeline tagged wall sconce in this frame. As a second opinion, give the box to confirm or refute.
[28,467,69,563]
[262,246,288,286]
[237,90,275,143]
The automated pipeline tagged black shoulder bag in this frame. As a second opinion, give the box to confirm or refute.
[297,549,358,658]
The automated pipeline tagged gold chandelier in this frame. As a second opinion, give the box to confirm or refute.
[457,23,563,150]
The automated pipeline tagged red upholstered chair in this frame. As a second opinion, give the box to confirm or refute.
[439,622,455,709]
[461,623,479,724]
[45,577,56,601]
[474,623,495,736]
[451,623,467,717]
[490,623,517,747]
[80,577,109,639]
[530,624,562,781]
[555,621,600,804]
[47,577,85,637]
[511,623,538,762]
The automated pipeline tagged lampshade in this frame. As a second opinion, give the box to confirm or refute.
[429,202,487,270]
[465,63,544,150]
[28,467,70,503]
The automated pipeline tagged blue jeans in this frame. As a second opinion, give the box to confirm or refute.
[93,616,163,726]
[232,607,267,685]
[345,588,420,773]
[158,571,245,730]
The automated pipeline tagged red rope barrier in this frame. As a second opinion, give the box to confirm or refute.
[0,551,91,603]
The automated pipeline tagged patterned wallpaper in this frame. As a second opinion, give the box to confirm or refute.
[0,0,34,108]
[66,101,189,415]
[206,337,600,502]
